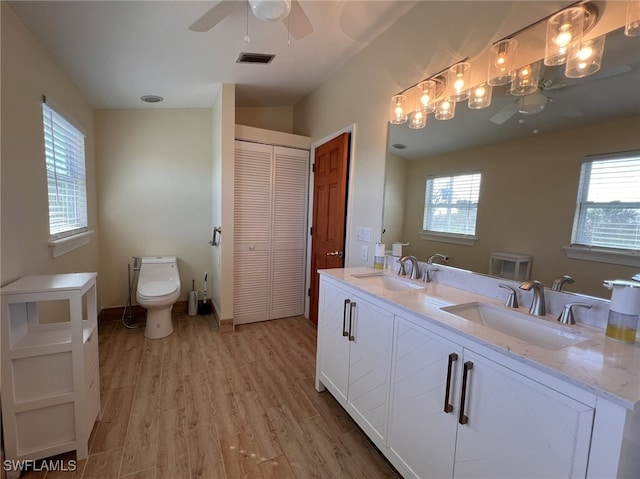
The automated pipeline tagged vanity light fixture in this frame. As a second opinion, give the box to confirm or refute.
[390,94,408,124]
[468,83,493,109]
[488,39,517,86]
[449,62,471,101]
[509,61,542,96]
[435,96,456,120]
[565,34,606,78]
[625,0,640,36]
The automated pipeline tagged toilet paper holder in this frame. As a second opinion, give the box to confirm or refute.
[209,226,222,247]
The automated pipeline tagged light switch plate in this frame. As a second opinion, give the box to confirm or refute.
[356,227,371,242]
[361,245,368,261]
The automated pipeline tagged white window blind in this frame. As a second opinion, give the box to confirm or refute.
[571,151,640,251]
[43,101,88,240]
[423,172,481,236]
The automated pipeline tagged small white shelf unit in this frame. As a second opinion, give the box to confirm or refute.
[1,273,101,468]
[489,252,532,281]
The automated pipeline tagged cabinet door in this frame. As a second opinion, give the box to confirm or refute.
[453,350,593,479]
[317,281,352,403]
[388,316,461,479]
[347,296,394,442]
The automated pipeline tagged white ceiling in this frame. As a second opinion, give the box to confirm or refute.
[9,0,417,109]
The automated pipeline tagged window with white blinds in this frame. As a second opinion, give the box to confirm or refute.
[423,172,482,237]
[42,102,88,240]
[571,151,640,251]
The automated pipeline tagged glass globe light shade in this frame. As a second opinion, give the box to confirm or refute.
[249,0,292,22]
[545,6,585,66]
[488,39,517,86]
[390,95,408,124]
[565,35,606,78]
[468,83,493,109]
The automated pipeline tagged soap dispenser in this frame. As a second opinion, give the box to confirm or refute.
[603,279,640,343]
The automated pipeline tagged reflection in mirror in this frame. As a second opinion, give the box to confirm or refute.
[383,25,640,299]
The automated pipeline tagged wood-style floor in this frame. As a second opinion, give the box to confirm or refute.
[22,314,400,478]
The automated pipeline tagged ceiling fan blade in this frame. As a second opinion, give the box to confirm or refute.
[489,102,519,125]
[283,0,313,40]
[189,1,240,32]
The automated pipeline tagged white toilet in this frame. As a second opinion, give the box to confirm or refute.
[136,256,181,339]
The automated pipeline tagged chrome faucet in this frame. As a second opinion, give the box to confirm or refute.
[399,255,420,280]
[519,280,546,316]
[427,253,449,265]
[499,284,519,308]
[551,275,575,292]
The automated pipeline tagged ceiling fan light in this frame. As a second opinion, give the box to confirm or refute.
[468,83,493,109]
[625,0,640,36]
[544,7,585,66]
[510,61,542,96]
[249,0,291,22]
[435,97,456,120]
[390,95,408,124]
[518,91,547,115]
[565,34,606,78]
[488,39,517,86]
[448,62,471,102]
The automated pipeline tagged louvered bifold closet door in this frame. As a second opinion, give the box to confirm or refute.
[234,141,273,324]
[270,146,310,319]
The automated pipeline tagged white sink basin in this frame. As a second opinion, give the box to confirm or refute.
[441,302,588,350]
[350,272,426,292]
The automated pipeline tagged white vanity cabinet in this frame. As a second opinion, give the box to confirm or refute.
[389,312,594,479]
[316,278,395,444]
[388,315,462,478]
[1,273,100,470]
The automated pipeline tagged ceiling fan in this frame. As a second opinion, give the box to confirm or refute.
[189,0,313,41]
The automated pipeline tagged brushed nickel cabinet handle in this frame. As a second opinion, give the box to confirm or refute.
[458,360,473,425]
[342,299,351,337]
[348,301,356,341]
[444,352,458,413]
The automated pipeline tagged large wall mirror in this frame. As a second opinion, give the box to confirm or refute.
[383,10,640,299]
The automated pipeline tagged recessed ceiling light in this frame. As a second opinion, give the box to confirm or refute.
[141,95,164,103]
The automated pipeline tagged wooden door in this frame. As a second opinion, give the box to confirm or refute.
[309,132,350,325]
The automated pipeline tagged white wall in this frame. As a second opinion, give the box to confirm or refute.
[235,106,294,133]
[1,3,98,286]
[211,83,236,322]
[95,109,212,309]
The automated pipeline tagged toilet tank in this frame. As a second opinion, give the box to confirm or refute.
[139,256,179,283]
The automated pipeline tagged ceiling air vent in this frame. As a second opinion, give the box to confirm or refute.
[236,52,275,64]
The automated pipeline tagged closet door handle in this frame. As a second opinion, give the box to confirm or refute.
[326,251,343,258]
[443,352,458,414]
[348,301,357,341]
[458,361,473,425]
[342,299,351,337]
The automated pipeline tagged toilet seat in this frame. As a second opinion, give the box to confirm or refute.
[138,281,178,300]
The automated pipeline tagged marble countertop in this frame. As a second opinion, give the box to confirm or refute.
[320,267,640,411]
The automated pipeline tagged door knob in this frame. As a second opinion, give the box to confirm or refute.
[326,251,343,257]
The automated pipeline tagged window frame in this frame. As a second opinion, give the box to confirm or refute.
[42,98,91,257]
[421,171,482,246]
[566,150,640,267]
